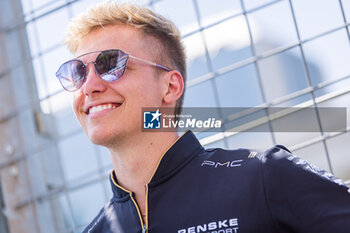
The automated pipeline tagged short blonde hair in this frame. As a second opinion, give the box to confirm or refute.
[65,1,186,115]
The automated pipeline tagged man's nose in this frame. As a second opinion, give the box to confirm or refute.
[82,62,107,95]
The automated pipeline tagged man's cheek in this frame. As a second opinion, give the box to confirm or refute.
[72,94,83,116]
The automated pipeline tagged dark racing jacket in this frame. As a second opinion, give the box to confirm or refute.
[83,130,350,233]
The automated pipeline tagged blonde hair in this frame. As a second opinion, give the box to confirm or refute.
[65,1,186,115]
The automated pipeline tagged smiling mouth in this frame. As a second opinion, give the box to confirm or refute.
[88,103,121,114]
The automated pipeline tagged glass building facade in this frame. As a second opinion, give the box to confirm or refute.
[0,0,349,232]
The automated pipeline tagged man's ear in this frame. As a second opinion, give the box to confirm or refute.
[162,70,184,105]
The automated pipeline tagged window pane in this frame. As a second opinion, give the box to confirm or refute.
[195,131,221,141]
[226,124,274,150]
[258,46,309,102]
[58,133,99,182]
[35,7,70,51]
[71,0,109,16]
[196,0,242,27]
[27,154,46,196]
[303,29,350,86]
[30,0,65,12]
[316,86,350,131]
[183,32,209,80]
[183,80,217,107]
[248,0,298,55]
[291,0,344,40]
[32,57,47,99]
[314,75,350,100]
[203,16,252,71]
[202,138,226,149]
[270,103,322,148]
[342,0,350,23]
[57,194,74,230]
[326,132,350,181]
[273,132,321,148]
[243,0,276,11]
[153,0,199,35]
[42,46,72,96]
[39,145,65,189]
[137,0,152,5]
[271,106,322,147]
[292,142,331,172]
[0,46,8,74]
[20,0,32,15]
[272,94,313,107]
[215,64,263,107]
[69,182,106,227]
[47,91,81,137]
[0,77,15,123]
[36,195,68,233]
[26,22,40,57]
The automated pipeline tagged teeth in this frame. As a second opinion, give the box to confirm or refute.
[89,104,117,114]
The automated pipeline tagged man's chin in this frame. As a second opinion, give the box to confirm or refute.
[84,124,139,147]
[89,136,115,147]
[87,130,116,146]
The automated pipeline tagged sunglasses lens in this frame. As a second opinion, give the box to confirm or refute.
[95,50,128,82]
[56,60,86,91]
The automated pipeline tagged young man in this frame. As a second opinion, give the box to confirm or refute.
[56,2,350,233]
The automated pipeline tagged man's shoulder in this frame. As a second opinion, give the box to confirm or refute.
[202,146,261,159]
[195,144,328,179]
[195,145,270,173]
[258,144,350,192]
[200,144,292,165]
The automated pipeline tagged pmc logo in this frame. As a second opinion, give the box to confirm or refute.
[201,160,243,168]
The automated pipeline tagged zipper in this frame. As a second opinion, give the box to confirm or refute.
[129,192,147,233]
[145,184,149,233]
[109,133,186,233]
[142,224,147,233]
[110,171,151,232]
[140,134,184,233]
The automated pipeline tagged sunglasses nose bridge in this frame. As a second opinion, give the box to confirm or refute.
[85,61,95,66]
[84,61,98,77]
[81,61,108,95]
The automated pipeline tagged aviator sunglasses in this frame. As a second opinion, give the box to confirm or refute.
[55,49,172,92]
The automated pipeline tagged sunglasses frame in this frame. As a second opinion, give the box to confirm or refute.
[56,49,172,92]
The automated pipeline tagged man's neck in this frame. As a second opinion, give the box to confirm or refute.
[107,132,179,216]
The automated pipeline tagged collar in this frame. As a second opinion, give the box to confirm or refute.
[109,130,204,199]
